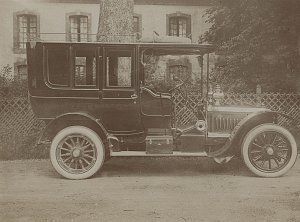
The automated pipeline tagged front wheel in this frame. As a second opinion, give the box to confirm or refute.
[50,126,105,179]
[242,124,297,177]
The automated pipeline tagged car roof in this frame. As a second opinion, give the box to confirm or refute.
[30,41,215,55]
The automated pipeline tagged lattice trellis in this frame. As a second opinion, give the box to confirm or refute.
[172,92,300,129]
[261,93,300,128]
[172,88,203,126]
[223,93,300,128]
[223,93,261,106]
[0,98,45,137]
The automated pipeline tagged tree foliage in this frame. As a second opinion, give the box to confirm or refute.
[0,64,28,98]
[202,0,300,93]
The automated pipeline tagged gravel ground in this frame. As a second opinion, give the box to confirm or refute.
[1,157,300,222]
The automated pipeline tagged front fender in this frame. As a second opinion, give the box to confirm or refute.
[37,112,108,144]
[209,110,277,157]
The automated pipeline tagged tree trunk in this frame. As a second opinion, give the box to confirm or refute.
[97,0,134,43]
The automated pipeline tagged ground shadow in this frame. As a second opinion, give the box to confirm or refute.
[40,156,253,179]
[95,157,253,178]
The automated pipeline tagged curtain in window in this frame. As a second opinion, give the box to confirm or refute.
[18,15,37,48]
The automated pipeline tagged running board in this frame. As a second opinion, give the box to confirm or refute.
[110,151,208,157]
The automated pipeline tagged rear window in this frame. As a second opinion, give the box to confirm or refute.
[47,47,70,86]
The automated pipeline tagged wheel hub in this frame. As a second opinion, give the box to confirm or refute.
[72,148,81,158]
[266,146,274,156]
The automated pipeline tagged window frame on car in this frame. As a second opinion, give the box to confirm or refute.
[103,46,135,89]
[72,45,99,89]
[44,44,101,90]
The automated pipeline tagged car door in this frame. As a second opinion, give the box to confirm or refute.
[100,45,143,134]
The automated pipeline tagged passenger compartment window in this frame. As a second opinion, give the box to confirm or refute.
[47,47,69,86]
[75,48,96,87]
[106,50,132,87]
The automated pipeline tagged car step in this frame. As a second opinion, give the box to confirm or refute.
[110,151,208,157]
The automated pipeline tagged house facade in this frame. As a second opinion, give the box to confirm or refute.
[0,0,212,80]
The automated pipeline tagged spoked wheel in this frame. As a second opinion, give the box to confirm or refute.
[50,126,105,179]
[242,124,297,177]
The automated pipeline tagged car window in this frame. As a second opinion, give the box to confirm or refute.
[74,48,97,87]
[47,47,69,86]
[106,50,132,87]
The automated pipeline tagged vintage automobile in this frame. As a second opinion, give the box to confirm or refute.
[26,40,297,179]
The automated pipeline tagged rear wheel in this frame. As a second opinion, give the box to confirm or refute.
[50,126,105,179]
[242,124,297,177]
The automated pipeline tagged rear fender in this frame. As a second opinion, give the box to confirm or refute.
[38,112,108,144]
[209,110,277,157]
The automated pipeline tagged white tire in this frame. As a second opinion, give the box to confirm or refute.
[242,123,297,177]
[50,126,105,179]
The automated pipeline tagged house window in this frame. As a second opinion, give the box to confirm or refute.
[17,65,28,80]
[13,11,40,53]
[167,57,192,80]
[167,13,191,38]
[133,16,139,34]
[133,14,142,39]
[17,15,37,48]
[70,15,88,42]
[169,65,189,79]
[169,17,187,37]
[66,12,91,42]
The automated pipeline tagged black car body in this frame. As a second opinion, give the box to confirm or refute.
[27,41,297,179]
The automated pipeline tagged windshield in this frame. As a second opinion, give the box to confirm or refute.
[140,49,211,96]
[143,54,202,92]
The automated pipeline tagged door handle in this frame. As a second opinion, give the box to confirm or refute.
[131,94,138,99]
